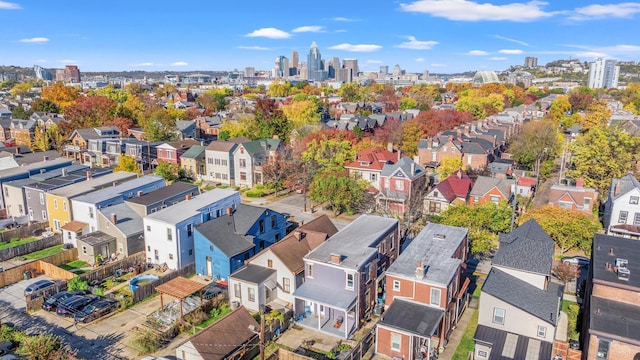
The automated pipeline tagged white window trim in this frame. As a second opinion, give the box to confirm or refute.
[390,333,401,351]
[346,272,355,290]
[430,288,441,307]
[493,307,505,325]
[393,280,400,291]
[537,325,546,338]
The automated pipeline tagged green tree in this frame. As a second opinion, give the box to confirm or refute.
[518,205,601,255]
[436,157,464,180]
[143,108,177,141]
[11,82,32,97]
[509,120,562,171]
[47,124,66,151]
[31,98,60,113]
[580,99,612,132]
[31,126,50,151]
[399,97,417,111]
[268,79,293,98]
[67,276,89,291]
[309,170,366,216]
[154,161,179,183]
[566,125,639,197]
[302,138,354,173]
[114,154,142,174]
[338,82,361,102]
[548,95,571,123]
[281,100,320,129]
[18,334,76,360]
[11,106,30,119]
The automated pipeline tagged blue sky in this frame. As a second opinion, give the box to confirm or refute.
[1,0,639,74]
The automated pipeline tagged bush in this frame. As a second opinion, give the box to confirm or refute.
[67,276,89,292]
[245,188,264,198]
[17,334,76,359]
[130,328,161,355]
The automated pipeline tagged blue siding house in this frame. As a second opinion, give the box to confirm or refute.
[194,204,287,281]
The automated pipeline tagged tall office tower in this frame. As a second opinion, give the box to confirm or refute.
[588,58,620,89]
[335,68,352,83]
[275,56,289,78]
[422,70,430,79]
[64,65,81,83]
[244,67,255,78]
[33,65,52,81]
[524,56,538,68]
[307,41,323,81]
[392,64,403,77]
[327,57,340,79]
[379,66,389,76]
[291,51,299,69]
[55,69,65,81]
[342,59,359,77]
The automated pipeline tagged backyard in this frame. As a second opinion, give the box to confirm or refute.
[22,244,63,260]
[0,236,39,250]
[59,260,90,273]
[563,300,581,341]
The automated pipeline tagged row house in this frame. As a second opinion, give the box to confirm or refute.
[474,220,563,360]
[180,145,206,181]
[124,139,161,171]
[602,174,640,238]
[0,118,12,141]
[204,137,249,186]
[582,234,640,360]
[30,112,65,130]
[46,171,139,233]
[155,139,200,164]
[143,188,242,270]
[345,147,398,191]
[293,215,400,339]
[125,181,200,217]
[195,115,223,139]
[376,223,470,360]
[233,138,284,188]
[10,119,36,146]
[547,178,598,215]
[65,126,120,163]
[174,120,197,140]
[193,204,288,282]
[229,215,338,313]
[70,175,165,234]
[376,156,427,216]
[423,170,473,215]
[469,176,515,205]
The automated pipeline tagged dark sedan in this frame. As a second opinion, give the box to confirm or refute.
[74,299,118,323]
[56,295,98,317]
[41,291,85,311]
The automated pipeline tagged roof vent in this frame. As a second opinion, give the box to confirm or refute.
[616,258,630,281]
[434,234,446,240]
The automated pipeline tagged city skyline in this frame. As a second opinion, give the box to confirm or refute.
[0,0,639,74]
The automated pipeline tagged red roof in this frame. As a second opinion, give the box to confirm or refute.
[436,170,473,201]
[517,177,537,187]
[345,148,397,171]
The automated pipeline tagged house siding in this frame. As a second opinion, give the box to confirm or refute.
[4,185,27,218]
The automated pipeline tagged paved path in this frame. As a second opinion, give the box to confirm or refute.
[438,296,479,360]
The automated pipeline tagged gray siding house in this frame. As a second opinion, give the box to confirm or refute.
[97,202,144,258]
[125,181,200,217]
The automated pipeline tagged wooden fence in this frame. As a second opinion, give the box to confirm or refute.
[132,263,196,304]
[335,327,376,360]
[79,251,147,284]
[0,222,48,242]
[0,234,62,262]
[0,248,77,288]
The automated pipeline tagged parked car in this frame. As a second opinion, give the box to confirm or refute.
[42,290,86,311]
[24,279,55,296]
[74,299,118,323]
[562,256,590,268]
[56,295,98,317]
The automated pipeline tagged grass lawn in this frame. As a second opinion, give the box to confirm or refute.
[0,236,39,250]
[59,260,90,271]
[22,244,63,260]
[451,309,479,360]
[563,299,581,341]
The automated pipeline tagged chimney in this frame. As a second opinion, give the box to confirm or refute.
[427,137,433,149]
[137,191,143,197]
[457,170,462,179]
[330,253,342,264]
[614,180,620,196]
[15,147,19,155]
[185,194,192,201]
[43,156,48,162]
[610,248,615,256]
[410,161,415,176]
[575,178,584,188]
[61,168,67,177]
[110,213,117,224]
[595,308,601,315]
[397,149,402,161]
[415,261,425,279]
[86,171,92,180]
[112,181,117,187]
[226,207,233,216]
[387,142,393,152]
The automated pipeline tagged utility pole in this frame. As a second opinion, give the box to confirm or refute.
[260,310,265,360]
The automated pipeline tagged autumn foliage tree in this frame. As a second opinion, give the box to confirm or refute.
[41,83,79,109]
[62,95,117,131]
[309,170,367,216]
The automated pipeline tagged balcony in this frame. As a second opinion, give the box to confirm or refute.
[64,145,83,152]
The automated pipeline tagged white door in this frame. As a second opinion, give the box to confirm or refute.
[206,256,213,277]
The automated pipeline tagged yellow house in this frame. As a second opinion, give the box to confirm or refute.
[46,171,138,232]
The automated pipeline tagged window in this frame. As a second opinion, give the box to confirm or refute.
[63,201,67,211]
[214,158,221,165]
[346,273,355,290]
[370,173,378,182]
[390,234,395,250]
[187,224,193,236]
[189,249,193,256]
[54,220,60,231]
[167,228,172,241]
[307,264,313,277]
[597,339,609,359]
[39,193,44,205]
[631,196,639,204]
[259,219,265,233]
[619,211,629,223]
[271,215,276,228]
[395,180,404,191]
[146,225,151,231]
[234,283,241,298]
[42,210,46,220]
[275,233,281,242]
[537,325,546,338]
[476,350,488,359]
[239,159,246,168]
[283,277,290,293]
[559,201,573,209]
[248,288,255,302]
[54,199,58,209]
[240,172,247,181]
[430,288,441,307]
[393,280,400,291]
[493,308,505,325]
[154,250,159,260]
[89,208,94,219]
[490,195,500,204]
[391,334,401,351]
[82,246,87,255]
[222,159,227,166]
[259,241,264,250]
[169,254,174,260]
[210,245,214,251]
[26,191,30,199]
[584,198,591,208]
[267,259,273,268]
[147,245,151,252]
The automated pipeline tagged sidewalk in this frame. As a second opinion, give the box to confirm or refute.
[438,297,479,360]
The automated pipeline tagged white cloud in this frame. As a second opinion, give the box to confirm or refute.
[59,59,78,64]
[0,1,20,9]
[328,43,382,52]
[292,26,325,33]
[395,36,438,50]
[498,49,523,54]
[416,58,425,62]
[399,0,555,22]
[171,61,188,66]
[245,27,291,39]
[19,37,49,43]
[131,62,155,67]
[575,51,608,58]
[466,50,488,56]
[493,35,532,47]
[489,57,508,60]
[237,46,271,50]
[571,3,640,20]
[367,59,383,64]
[561,43,640,58]
[431,63,447,67]
[332,17,358,21]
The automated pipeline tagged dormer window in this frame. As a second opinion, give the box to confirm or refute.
[630,196,639,205]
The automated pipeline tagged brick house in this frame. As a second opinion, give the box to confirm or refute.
[548,179,598,215]
[344,147,398,192]
[155,139,200,164]
[376,156,427,216]
[9,119,36,146]
[469,176,515,205]
[424,170,473,215]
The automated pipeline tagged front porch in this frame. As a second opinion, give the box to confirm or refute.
[293,283,357,339]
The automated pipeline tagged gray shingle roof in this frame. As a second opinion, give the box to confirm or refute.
[589,295,640,342]
[230,264,275,284]
[98,203,143,237]
[125,182,199,206]
[195,215,255,258]
[378,298,443,336]
[609,173,640,201]
[72,176,165,205]
[381,156,424,179]
[470,176,514,198]
[493,219,554,276]
[592,234,640,289]
[143,188,240,224]
[483,267,562,325]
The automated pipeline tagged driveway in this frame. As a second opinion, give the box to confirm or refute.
[0,274,54,313]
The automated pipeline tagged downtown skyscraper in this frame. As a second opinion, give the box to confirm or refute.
[307,41,324,82]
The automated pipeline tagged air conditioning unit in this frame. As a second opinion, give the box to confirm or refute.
[231,301,240,310]
[63,243,74,250]
[597,351,607,358]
